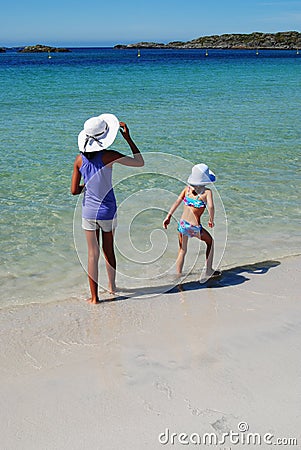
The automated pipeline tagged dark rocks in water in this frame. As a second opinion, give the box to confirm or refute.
[114,31,301,50]
[18,44,71,53]
[0,47,6,53]
[115,41,166,49]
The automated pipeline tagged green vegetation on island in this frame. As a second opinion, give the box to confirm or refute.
[115,31,301,50]
[18,44,71,53]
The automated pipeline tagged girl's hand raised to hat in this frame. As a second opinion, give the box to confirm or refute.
[119,122,130,141]
[116,121,144,166]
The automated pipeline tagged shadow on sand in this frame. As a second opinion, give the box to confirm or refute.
[98,260,281,303]
[171,259,281,293]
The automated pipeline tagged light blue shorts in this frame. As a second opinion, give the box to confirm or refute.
[82,218,117,232]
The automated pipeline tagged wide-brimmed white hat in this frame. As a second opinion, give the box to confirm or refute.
[187,163,216,186]
[78,113,119,152]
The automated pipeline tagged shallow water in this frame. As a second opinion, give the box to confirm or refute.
[0,48,300,307]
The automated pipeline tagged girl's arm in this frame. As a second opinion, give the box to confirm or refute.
[103,122,144,168]
[206,189,215,228]
[70,154,85,195]
[163,188,186,229]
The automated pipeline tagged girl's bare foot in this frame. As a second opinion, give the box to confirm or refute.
[86,297,101,304]
[108,284,116,295]
[206,269,222,278]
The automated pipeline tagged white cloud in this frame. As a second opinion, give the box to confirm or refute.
[259,11,301,21]
[260,1,301,5]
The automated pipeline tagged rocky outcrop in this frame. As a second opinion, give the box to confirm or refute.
[115,42,166,49]
[0,47,6,53]
[184,31,301,49]
[115,31,301,50]
[18,44,70,53]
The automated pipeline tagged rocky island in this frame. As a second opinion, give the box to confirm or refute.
[115,31,301,50]
[18,44,70,53]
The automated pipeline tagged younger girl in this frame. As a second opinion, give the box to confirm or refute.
[163,163,221,278]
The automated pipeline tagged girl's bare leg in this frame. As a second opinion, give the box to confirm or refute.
[199,228,214,275]
[176,233,188,275]
[85,229,100,303]
[101,230,116,294]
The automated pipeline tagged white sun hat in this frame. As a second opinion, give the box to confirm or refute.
[187,163,216,186]
[78,113,119,153]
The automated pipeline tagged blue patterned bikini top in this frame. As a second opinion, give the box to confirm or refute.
[183,187,206,209]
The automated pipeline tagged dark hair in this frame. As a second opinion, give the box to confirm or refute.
[80,151,99,161]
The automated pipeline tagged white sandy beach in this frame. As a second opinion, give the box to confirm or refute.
[1,254,301,449]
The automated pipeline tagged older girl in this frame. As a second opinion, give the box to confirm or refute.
[71,114,144,303]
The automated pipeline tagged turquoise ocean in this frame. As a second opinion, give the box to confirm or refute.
[0,48,300,307]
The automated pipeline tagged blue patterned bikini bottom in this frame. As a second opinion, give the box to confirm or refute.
[177,219,202,238]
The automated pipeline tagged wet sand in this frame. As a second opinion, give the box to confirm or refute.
[1,255,300,449]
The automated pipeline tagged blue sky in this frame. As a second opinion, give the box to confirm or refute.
[1,0,300,47]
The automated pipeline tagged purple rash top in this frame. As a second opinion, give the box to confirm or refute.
[79,152,117,220]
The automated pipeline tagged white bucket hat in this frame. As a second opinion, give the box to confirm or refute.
[187,163,216,186]
[78,113,119,153]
